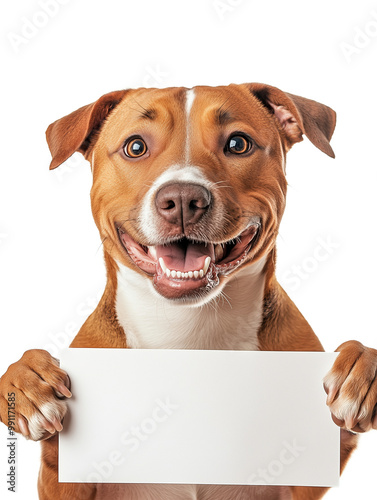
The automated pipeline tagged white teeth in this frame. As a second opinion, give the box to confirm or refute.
[149,246,157,259]
[203,256,211,274]
[158,256,212,280]
[158,257,167,273]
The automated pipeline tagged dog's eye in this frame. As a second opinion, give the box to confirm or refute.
[123,137,148,158]
[225,134,252,155]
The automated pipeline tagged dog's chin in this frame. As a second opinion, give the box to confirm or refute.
[116,223,260,302]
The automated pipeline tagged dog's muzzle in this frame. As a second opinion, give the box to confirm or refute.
[116,182,261,300]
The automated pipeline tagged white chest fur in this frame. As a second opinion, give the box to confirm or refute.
[115,257,267,351]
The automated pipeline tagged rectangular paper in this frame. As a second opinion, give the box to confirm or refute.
[59,349,339,486]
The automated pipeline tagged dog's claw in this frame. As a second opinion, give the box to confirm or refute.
[57,383,72,399]
[51,417,63,432]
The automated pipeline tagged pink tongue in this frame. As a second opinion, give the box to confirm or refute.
[156,241,214,272]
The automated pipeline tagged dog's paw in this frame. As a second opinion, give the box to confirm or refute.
[323,340,377,433]
[0,349,71,441]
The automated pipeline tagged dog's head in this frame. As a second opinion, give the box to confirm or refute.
[46,84,335,304]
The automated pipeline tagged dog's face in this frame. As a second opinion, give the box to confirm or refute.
[47,83,336,304]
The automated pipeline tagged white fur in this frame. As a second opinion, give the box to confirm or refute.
[28,412,48,441]
[115,255,266,351]
[184,89,195,163]
[330,395,360,422]
[27,400,67,441]
[323,371,359,421]
[185,88,196,116]
[322,371,340,391]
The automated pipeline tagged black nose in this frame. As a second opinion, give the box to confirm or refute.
[155,183,211,230]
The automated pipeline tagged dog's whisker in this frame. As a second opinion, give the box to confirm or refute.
[219,290,232,309]
[96,236,108,254]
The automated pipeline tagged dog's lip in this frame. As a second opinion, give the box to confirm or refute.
[116,223,261,279]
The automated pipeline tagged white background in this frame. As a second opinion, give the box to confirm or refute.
[0,0,377,498]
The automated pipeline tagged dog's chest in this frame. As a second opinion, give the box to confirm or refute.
[115,260,267,351]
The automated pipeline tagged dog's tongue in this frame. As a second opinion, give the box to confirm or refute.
[155,241,215,272]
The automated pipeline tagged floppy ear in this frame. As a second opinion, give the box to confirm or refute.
[46,90,128,170]
[247,83,336,158]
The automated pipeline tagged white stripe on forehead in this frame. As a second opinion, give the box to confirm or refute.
[185,88,196,115]
[184,89,195,164]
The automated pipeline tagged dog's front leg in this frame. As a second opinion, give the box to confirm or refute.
[0,349,71,440]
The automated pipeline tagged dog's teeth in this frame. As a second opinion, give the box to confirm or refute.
[159,257,167,273]
[149,246,157,259]
[160,257,211,280]
[203,256,211,274]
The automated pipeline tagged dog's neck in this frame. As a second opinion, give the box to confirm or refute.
[114,255,269,351]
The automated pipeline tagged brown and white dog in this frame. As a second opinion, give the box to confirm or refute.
[1,83,377,500]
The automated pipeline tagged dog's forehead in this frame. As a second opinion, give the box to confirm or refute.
[109,84,270,125]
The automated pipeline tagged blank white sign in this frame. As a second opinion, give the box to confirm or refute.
[59,349,339,486]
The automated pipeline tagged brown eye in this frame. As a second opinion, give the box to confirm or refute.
[225,134,252,155]
[124,137,148,158]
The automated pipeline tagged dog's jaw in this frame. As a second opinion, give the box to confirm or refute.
[117,222,261,302]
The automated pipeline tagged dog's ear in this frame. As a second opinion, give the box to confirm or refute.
[46,90,128,170]
[247,83,336,158]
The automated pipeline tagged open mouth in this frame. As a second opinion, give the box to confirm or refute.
[117,223,260,299]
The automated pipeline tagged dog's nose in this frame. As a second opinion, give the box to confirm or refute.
[155,183,211,229]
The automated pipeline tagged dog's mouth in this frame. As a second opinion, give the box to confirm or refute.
[117,223,260,300]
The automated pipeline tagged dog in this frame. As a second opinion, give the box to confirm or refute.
[1,82,377,500]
